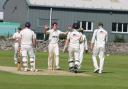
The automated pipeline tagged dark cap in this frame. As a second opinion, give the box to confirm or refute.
[72,23,79,29]
[25,22,31,28]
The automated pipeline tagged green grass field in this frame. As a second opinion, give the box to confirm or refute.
[0,50,128,89]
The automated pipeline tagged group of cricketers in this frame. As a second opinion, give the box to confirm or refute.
[12,21,108,74]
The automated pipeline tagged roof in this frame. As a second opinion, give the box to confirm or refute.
[27,0,128,11]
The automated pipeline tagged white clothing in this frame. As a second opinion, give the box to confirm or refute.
[48,43,59,68]
[79,34,88,68]
[67,29,82,49]
[13,32,21,43]
[48,43,59,56]
[92,47,105,71]
[47,29,64,44]
[20,27,36,71]
[68,46,80,67]
[21,45,34,58]
[13,43,19,64]
[80,35,88,51]
[12,32,20,64]
[67,29,82,68]
[47,29,64,68]
[91,28,108,47]
[91,27,108,73]
[20,28,36,45]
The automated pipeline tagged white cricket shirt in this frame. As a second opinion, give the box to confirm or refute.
[20,28,36,45]
[80,34,88,50]
[91,27,108,47]
[67,29,82,48]
[13,32,21,43]
[47,29,63,44]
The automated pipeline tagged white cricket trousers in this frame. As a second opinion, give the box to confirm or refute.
[13,43,19,64]
[48,43,60,68]
[79,46,84,69]
[21,44,35,69]
[92,46,105,71]
[68,46,80,68]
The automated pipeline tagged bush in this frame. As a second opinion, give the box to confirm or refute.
[0,36,6,40]
[59,34,67,40]
[114,35,125,43]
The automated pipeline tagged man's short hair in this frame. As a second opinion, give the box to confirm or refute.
[25,22,31,28]
[52,22,58,26]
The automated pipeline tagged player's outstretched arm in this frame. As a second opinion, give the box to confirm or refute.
[63,39,69,53]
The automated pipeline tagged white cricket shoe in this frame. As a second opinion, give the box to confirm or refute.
[24,68,28,72]
[56,66,61,70]
[98,70,102,74]
[30,68,38,72]
[94,69,99,73]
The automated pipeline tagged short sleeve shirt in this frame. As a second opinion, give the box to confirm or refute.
[13,32,21,43]
[47,29,63,44]
[67,29,82,48]
[20,28,36,45]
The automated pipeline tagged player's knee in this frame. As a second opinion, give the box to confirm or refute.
[56,55,59,58]
[22,56,27,62]
[22,61,27,67]
[30,57,34,62]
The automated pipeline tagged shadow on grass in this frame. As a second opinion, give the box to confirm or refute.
[78,70,87,73]
[78,70,115,74]
[102,71,115,74]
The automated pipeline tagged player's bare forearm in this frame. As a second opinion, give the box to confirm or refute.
[79,36,83,44]
[63,39,69,52]
[32,38,37,48]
